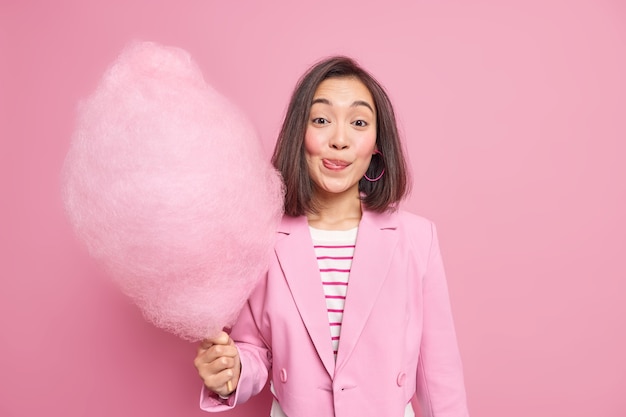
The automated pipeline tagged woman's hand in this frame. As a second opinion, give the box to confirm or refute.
[194,331,241,397]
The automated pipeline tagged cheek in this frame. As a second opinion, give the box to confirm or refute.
[304,129,323,156]
[355,132,377,157]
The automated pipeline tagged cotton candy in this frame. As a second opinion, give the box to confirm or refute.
[62,41,284,341]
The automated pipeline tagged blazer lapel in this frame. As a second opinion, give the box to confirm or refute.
[334,209,399,372]
[274,215,336,378]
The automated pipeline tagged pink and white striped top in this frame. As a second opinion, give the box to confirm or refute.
[309,226,358,358]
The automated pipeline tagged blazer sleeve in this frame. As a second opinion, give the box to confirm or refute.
[415,222,470,417]
[199,281,272,412]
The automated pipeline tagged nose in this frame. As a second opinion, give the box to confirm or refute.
[329,125,349,150]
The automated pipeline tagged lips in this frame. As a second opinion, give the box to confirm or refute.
[322,159,351,170]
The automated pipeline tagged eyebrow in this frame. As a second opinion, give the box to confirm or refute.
[311,98,375,113]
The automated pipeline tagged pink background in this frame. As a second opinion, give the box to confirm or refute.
[1,0,625,416]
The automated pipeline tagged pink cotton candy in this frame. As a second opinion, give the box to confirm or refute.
[62,41,284,341]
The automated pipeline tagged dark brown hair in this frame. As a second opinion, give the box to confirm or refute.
[272,56,410,217]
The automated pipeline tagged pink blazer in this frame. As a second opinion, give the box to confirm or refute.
[201,209,469,417]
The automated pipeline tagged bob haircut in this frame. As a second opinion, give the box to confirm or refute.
[272,56,410,217]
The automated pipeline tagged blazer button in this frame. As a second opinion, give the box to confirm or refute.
[396,372,406,387]
[280,368,288,383]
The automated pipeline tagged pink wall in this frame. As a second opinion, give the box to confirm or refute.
[1,1,625,416]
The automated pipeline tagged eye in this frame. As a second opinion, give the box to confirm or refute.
[352,119,368,127]
[312,117,330,125]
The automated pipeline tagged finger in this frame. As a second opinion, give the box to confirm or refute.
[208,331,230,346]
[199,339,214,350]
[218,367,236,393]
[203,366,236,394]
[197,348,237,374]
[196,358,226,382]
[212,353,237,370]
[210,343,238,359]
[197,332,231,357]
[197,344,210,359]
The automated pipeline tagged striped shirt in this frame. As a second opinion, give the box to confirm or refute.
[309,226,358,358]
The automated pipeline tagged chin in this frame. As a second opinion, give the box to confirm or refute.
[316,182,359,197]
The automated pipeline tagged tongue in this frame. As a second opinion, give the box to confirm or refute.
[326,160,347,168]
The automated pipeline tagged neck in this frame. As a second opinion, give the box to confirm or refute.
[307,189,362,230]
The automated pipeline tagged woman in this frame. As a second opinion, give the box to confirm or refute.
[194,56,469,417]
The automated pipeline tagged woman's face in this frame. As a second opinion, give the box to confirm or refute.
[304,76,377,199]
